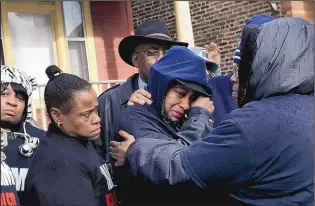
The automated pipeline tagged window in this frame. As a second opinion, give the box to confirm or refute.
[62,1,89,80]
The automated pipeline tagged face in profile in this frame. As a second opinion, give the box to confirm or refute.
[163,83,196,122]
[55,87,101,140]
[1,83,26,126]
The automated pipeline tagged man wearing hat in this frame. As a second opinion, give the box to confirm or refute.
[96,19,188,164]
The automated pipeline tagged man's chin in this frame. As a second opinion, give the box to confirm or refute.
[87,135,100,141]
[0,119,20,129]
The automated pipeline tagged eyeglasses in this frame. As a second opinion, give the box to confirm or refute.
[134,48,168,59]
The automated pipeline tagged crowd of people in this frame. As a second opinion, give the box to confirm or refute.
[1,14,314,206]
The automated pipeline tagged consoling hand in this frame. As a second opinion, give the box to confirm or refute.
[127,89,152,106]
[109,130,135,166]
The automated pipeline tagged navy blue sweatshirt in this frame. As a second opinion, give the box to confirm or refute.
[2,122,45,205]
[1,161,20,206]
[24,124,117,206]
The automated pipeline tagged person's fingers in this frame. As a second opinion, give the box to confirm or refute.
[137,89,152,99]
[110,141,121,148]
[109,147,118,154]
[146,99,153,105]
[210,42,217,47]
[134,95,146,105]
[109,152,118,160]
[127,101,134,106]
[119,130,135,141]
[114,161,124,167]
[130,95,145,105]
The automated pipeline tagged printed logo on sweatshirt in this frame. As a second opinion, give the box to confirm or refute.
[105,191,118,206]
[1,192,18,206]
[11,167,28,191]
[1,162,18,206]
[99,164,114,190]
[1,163,16,186]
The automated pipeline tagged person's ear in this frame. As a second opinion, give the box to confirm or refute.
[132,53,139,67]
[50,108,63,125]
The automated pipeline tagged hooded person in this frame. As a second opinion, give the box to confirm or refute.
[111,17,314,205]
[1,65,45,204]
[110,45,215,205]
[231,14,276,103]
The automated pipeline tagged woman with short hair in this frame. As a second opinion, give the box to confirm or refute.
[24,65,117,206]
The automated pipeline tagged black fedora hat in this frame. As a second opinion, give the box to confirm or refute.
[119,19,189,66]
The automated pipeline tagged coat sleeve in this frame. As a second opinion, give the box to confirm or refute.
[177,107,214,145]
[125,118,256,189]
[111,107,174,142]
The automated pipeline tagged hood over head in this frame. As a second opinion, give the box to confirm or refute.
[233,14,276,65]
[1,65,38,122]
[148,46,213,111]
[238,17,314,106]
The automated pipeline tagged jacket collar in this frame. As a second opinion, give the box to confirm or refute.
[47,123,89,147]
[120,73,139,108]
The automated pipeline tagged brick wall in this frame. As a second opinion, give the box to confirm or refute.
[190,1,281,74]
[131,1,282,74]
[131,1,178,40]
[90,1,137,83]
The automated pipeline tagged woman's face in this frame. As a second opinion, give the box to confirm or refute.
[57,88,101,140]
[1,84,26,126]
[164,83,194,122]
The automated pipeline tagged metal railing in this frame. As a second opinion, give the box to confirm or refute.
[33,80,126,130]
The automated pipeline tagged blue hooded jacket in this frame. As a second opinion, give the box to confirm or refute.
[111,46,215,205]
[125,17,314,205]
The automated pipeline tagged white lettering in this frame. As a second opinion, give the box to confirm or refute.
[1,162,15,186]
[100,164,114,190]
[11,168,28,191]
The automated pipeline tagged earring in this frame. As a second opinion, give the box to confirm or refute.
[57,122,61,128]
